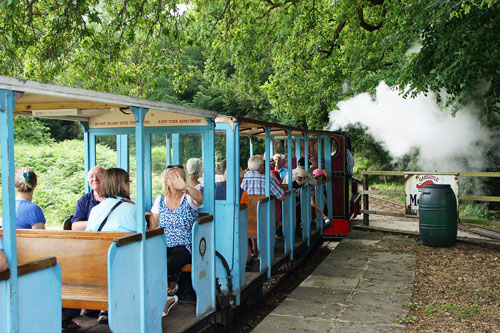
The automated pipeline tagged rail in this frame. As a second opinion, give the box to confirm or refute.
[361,171,500,227]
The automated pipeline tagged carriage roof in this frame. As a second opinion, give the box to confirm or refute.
[0,76,217,126]
[215,115,342,139]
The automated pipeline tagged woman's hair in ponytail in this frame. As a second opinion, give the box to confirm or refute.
[15,167,37,192]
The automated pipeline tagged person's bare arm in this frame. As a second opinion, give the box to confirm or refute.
[186,185,203,205]
[0,251,8,272]
[71,221,88,230]
[150,214,160,229]
[32,222,45,229]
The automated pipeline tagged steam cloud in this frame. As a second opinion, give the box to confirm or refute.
[328,82,491,171]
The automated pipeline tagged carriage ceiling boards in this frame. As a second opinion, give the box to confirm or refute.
[0,76,217,127]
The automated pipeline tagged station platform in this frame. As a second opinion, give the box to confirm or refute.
[252,217,497,333]
[252,228,415,332]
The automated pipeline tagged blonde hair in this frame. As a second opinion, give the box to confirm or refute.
[101,168,132,200]
[161,167,187,198]
[15,167,37,192]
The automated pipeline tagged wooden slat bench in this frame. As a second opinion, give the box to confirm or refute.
[247,195,267,239]
[0,228,163,310]
[247,196,268,259]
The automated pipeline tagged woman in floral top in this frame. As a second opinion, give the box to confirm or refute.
[151,165,203,315]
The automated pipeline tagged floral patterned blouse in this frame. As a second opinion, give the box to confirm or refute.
[152,194,199,254]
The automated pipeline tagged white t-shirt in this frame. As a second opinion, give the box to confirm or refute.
[151,194,199,214]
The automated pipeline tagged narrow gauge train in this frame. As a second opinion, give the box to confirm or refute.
[0,76,359,332]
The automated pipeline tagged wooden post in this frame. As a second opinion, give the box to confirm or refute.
[363,174,369,226]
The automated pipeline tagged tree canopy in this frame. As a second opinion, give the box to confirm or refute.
[1,0,499,130]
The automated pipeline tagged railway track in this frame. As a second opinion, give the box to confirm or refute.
[458,223,500,241]
[369,196,405,214]
[369,197,500,241]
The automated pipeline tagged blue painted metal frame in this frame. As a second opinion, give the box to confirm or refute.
[108,232,166,332]
[78,121,92,193]
[314,135,323,231]
[0,89,19,333]
[286,132,296,260]
[1,89,63,333]
[172,133,180,165]
[197,118,216,315]
[131,106,149,333]
[116,135,129,172]
[144,134,152,210]
[263,127,274,278]
[324,137,334,226]
[165,134,172,166]
[304,133,311,246]
[213,123,245,304]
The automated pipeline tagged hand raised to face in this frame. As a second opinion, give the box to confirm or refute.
[168,170,187,191]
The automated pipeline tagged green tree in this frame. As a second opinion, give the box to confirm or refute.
[191,0,500,130]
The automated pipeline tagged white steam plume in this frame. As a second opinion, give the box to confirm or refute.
[328,81,491,172]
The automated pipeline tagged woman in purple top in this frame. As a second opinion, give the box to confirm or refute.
[15,167,45,229]
[151,165,203,316]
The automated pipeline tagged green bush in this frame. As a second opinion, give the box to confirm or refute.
[0,140,116,227]
[14,116,54,145]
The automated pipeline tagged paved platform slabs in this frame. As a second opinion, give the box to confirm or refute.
[253,230,416,333]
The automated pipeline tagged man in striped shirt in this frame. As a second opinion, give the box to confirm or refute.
[241,155,285,201]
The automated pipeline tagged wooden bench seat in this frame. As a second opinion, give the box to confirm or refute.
[0,229,162,310]
[247,195,267,238]
[62,284,108,310]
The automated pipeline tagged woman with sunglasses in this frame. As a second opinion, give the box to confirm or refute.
[150,165,203,316]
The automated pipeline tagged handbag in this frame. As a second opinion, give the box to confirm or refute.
[97,199,125,231]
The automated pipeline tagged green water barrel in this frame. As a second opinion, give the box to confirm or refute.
[418,184,457,247]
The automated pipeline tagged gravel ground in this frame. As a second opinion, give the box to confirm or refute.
[406,240,500,332]
[226,222,500,332]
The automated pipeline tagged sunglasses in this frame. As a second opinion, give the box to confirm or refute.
[167,164,184,169]
[296,176,304,181]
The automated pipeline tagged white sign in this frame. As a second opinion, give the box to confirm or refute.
[404,174,459,215]
[89,109,207,129]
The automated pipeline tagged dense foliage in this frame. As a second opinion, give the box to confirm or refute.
[0,141,115,226]
[1,1,498,219]
[2,1,499,129]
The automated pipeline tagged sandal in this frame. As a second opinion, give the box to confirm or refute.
[322,216,330,225]
[168,283,178,296]
[62,317,81,330]
[162,295,179,317]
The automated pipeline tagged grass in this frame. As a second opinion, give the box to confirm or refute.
[398,315,417,324]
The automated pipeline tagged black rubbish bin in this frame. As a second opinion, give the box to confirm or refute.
[418,184,457,247]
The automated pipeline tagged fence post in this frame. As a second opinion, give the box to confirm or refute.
[363,173,369,226]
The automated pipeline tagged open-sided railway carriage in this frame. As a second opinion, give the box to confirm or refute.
[0,76,358,332]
